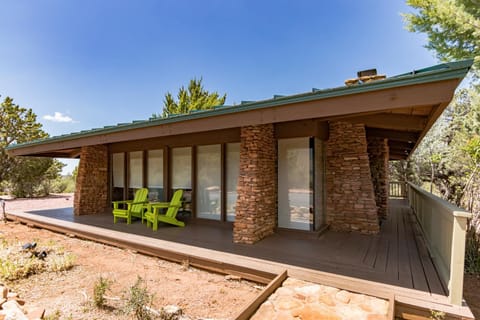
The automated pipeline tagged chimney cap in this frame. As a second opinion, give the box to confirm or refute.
[357,69,377,77]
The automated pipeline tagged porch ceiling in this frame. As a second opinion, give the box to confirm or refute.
[6,60,472,159]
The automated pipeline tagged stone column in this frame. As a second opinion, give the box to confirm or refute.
[326,122,379,234]
[233,124,277,244]
[367,137,389,220]
[74,145,109,215]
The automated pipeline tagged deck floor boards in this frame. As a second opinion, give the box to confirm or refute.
[8,199,446,296]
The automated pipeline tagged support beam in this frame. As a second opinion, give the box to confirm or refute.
[367,128,420,143]
[388,141,416,151]
[348,113,428,131]
[390,153,407,160]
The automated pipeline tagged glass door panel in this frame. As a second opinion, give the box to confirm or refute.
[196,145,221,220]
[147,149,164,201]
[112,153,125,201]
[128,151,143,199]
[314,138,325,230]
[226,143,240,222]
[278,138,313,230]
[171,147,192,212]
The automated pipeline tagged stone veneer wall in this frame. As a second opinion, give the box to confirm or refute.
[233,124,277,244]
[326,122,379,234]
[74,145,109,215]
[367,137,389,220]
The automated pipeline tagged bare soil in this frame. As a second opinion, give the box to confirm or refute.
[464,273,480,319]
[1,195,261,319]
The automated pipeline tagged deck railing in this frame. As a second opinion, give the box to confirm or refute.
[389,181,407,198]
[407,182,472,305]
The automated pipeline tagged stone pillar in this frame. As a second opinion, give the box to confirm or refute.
[367,137,389,220]
[233,124,277,244]
[74,145,109,215]
[326,122,379,234]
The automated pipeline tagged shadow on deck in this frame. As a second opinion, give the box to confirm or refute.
[13,198,445,296]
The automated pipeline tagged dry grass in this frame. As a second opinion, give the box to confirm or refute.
[0,238,76,282]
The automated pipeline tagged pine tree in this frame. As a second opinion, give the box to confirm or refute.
[404,0,479,72]
[153,78,226,118]
[0,96,63,196]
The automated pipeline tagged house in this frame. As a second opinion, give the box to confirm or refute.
[7,60,472,246]
[6,60,476,312]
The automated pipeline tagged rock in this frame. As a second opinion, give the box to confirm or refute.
[224,275,241,281]
[11,298,25,306]
[250,301,276,320]
[334,304,366,320]
[282,277,309,288]
[0,287,7,299]
[294,285,321,299]
[322,286,340,296]
[318,293,336,306]
[160,305,183,320]
[349,293,367,305]
[274,287,294,297]
[6,292,18,299]
[272,296,303,310]
[335,290,352,304]
[1,300,28,320]
[366,314,389,320]
[361,297,389,315]
[26,307,45,320]
[292,304,341,320]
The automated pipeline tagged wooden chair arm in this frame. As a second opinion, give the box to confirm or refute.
[126,201,148,209]
[112,200,133,209]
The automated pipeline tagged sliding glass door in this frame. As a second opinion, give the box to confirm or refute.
[278,138,313,231]
[196,144,221,220]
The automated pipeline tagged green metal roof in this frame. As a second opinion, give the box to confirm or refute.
[7,59,473,151]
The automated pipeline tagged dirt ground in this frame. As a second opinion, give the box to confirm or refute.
[1,195,261,319]
[464,273,480,319]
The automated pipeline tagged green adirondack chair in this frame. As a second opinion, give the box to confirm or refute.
[112,188,149,224]
[144,189,184,230]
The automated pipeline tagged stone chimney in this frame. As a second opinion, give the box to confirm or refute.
[345,68,386,86]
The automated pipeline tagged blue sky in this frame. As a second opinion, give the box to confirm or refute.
[0,1,437,173]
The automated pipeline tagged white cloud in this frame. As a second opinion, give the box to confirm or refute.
[43,112,74,123]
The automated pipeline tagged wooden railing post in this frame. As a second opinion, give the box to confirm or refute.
[449,211,470,305]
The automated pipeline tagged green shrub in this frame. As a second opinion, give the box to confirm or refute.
[124,276,155,320]
[93,276,113,308]
[465,227,480,274]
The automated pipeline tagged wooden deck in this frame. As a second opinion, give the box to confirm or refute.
[8,199,444,293]
[7,198,475,319]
